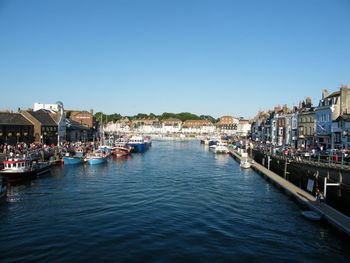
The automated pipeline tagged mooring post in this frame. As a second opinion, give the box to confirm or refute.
[284,158,288,179]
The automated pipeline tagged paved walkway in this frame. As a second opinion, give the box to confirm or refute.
[229,150,350,237]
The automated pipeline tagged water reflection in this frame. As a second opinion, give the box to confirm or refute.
[1,140,350,262]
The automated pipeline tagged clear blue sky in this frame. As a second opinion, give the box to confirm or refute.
[1,0,349,119]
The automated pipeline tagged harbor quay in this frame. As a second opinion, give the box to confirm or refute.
[229,149,350,237]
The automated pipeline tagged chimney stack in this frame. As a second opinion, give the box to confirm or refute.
[322,89,329,99]
[282,104,288,114]
[340,84,350,115]
[274,105,281,113]
[305,97,312,107]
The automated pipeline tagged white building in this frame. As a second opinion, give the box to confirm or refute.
[237,120,251,137]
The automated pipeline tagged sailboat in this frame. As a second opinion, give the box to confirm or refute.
[85,114,108,165]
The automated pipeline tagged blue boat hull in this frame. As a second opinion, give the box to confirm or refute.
[126,142,151,152]
[63,156,84,165]
[86,157,107,165]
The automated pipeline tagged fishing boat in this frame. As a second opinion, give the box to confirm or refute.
[62,155,84,165]
[126,136,151,152]
[85,151,108,165]
[0,155,51,183]
[99,145,113,155]
[240,160,251,169]
[113,145,131,157]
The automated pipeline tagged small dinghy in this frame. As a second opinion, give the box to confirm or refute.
[240,160,251,169]
[301,210,322,221]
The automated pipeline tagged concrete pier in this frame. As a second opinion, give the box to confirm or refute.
[229,150,350,237]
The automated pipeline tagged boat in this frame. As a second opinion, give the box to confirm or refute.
[301,210,322,221]
[240,160,251,169]
[62,155,85,165]
[0,155,51,183]
[126,136,151,152]
[113,145,131,157]
[99,145,113,155]
[214,140,229,154]
[85,151,108,165]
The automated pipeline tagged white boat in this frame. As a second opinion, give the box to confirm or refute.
[0,155,51,183]
[301,210,322,221]
[240,160,251,169]
[214,140,229,154]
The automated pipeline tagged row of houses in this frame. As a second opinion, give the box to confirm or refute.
[104,116,251,136]
[0,102,97,145]
[251,84,350,149]
[1,102,251,145]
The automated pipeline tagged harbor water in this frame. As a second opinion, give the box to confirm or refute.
[1,140,350,262]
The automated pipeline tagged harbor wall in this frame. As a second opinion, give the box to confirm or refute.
[252,150,350,216]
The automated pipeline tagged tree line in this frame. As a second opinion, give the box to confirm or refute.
[94,112,218,125]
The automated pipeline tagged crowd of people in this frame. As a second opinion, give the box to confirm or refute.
[0,141,100,160]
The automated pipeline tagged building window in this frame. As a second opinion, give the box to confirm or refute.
[299,127,304,135]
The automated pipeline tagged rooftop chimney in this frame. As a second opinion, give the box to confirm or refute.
[274,105,281,113]
[322,89,329,99]
[282,104,288,114]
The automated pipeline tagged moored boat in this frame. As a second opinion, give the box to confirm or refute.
[85,151,108,165]
[0,155,51,183]
[240,160,252,169]
[126,136,151,152]
[212,140,229,154]
[113,145,131,157]
[62,155,85,165]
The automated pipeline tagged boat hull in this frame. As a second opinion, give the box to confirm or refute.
[1,164,51,183]
[86,157,107,165]
[62,156,84,165]
[126,142,151,152]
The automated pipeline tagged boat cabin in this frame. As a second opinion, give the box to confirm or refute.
[3,158,31,171]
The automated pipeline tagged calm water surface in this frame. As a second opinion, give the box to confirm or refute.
[1,140,350,262]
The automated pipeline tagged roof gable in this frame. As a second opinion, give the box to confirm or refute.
[0,113,33,126]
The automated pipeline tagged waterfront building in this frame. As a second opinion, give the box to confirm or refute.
[130,118,161,134]
[215,116,239,135]
[262,115,272,143]
[284,110,298,147]
[34,102,66,144]
[332,114,350,149]
[65,119,90,142]
[270,105,282,145]
[276,115,285,146]
[181,120,215,134]
[237,119,251,137]
[297,98,315,148]
[20,110,59,145]
[104,118,131,134]
[250,111,268,142]
[0,112,34,145]
[161,118,182,134]
[315,86,350,149]
[66,110,97,140]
